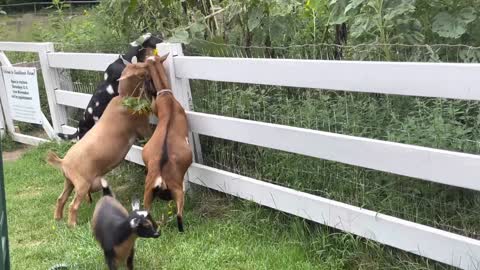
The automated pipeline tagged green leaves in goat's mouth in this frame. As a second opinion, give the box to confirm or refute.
[122,96,151,115]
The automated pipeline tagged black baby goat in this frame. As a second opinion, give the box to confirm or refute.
[92,179,159,270]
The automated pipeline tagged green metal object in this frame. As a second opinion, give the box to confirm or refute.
[0,140,9,270]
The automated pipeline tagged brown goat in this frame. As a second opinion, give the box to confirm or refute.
[46,62,154,227]
[142,55,193,232]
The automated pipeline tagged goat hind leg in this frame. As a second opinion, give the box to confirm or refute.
[172,189,185,232]
[68,184,88,227]
[143,180,155,211]
[54,179,74,220]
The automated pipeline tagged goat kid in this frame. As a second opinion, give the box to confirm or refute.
[92,179,159,270]
[46,61,155,227]
[142,55,193,232]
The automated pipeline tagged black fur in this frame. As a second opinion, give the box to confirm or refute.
[102,183,113,197]
[153,186,172,201]
[93,197,159,270]
[177,216,184,232]
[58,33,163,140]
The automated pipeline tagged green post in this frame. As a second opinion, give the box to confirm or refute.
[0,140,9,270]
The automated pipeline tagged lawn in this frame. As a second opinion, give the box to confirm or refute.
[2,141,451,270]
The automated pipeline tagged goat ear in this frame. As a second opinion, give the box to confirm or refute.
[131,198,140,211]
[118,72,133,81]
[130,218,140,228]
[158,53,169,62]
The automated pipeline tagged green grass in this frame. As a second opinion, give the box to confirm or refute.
[1,135,22,152]
[4,142,450,270]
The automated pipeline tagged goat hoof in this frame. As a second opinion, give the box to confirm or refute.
[67,221,77,227]
[177,216,184,232]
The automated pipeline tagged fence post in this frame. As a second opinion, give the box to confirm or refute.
[0,52,16,137]
[38,43,68,136]
[157,43,204,189]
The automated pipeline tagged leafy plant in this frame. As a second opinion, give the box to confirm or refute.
[432,7,477,39]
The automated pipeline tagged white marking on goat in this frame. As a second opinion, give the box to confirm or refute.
[147,56,155,61]
[93,116,99,122]
[87,107,93,114]
[131,200,140,211]
[185,137,189,145]
[106,84,114,95]
[137,211,148,217]
[130,41,139,47]
[101,178,108,188]
[154,177,163,188]
[104,72,108,81]
[95,101,100,107]
[131,56,138,64]
[130,218,138,228]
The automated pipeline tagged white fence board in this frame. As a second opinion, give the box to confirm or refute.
[0,42,50,52]
[56,87,480,191]
[187,111,480,191]
[188,164,480,270]
[12,133,48,146]
[55,90,90,108]
[38,43,68,134]
[174,56,480,100]
[47,52,119,71]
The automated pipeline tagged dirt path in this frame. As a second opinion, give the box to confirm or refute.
[3,146,31,162]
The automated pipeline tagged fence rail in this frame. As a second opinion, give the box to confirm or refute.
[1,42,480,269]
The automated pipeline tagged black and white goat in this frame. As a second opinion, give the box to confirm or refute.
[58,33,163,140]
[92,179,159,270]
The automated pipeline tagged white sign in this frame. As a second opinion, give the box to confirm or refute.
[1,66,43,124]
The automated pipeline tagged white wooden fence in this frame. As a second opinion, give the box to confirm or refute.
[1,41,480,269]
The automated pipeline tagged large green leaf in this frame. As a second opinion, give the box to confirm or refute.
[306,0,324,11]
[383,0,416,21]
[345,0,366,14]
[167,28,190,44]
[329,0,348,25]
[432,9,477,39]
[248,8,264,30]
[458,7,477,24]
[350,16,374,38]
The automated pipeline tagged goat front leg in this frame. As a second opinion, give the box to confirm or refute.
[127,248,135,270]
[104,250,117,270]
[143,178,155,212]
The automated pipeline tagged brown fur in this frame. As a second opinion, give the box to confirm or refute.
[141,56,193,231]
[46,64,152,227]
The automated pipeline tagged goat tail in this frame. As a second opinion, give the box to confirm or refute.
[100,178,113,197]
[46,151,63,169]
